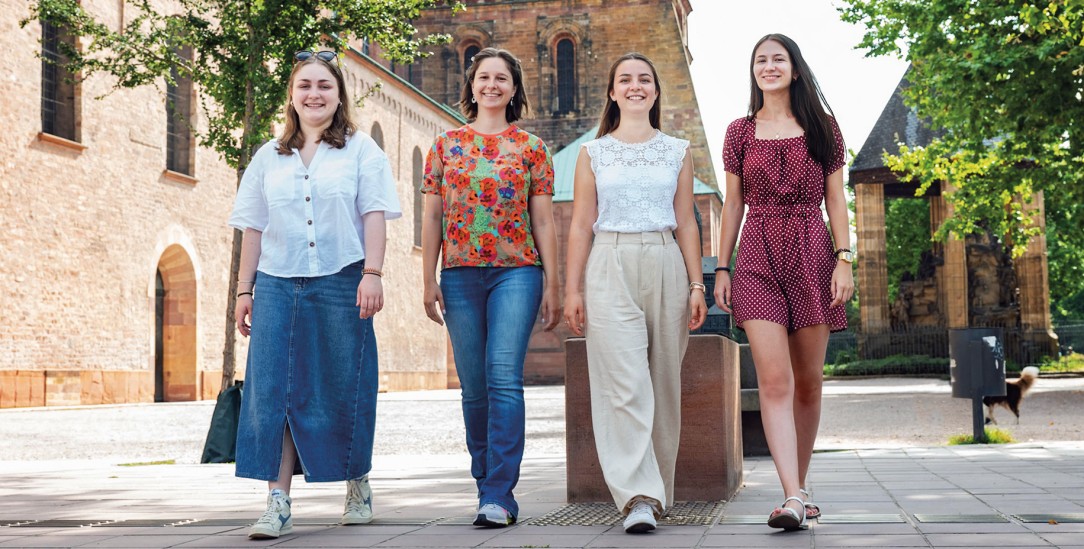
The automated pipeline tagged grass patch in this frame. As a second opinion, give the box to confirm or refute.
[118,459,175,467]
[1041,352,1084,374]
[825,354,949,377]
[948,428,1016,445]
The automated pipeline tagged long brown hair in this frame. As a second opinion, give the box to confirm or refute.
[458,47,530,123]
[596,53,662,138]
[277,55,355,155]
[746,34,838,171]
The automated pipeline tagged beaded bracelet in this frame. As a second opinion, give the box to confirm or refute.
[362,267,383,277]
[689,282,707,293]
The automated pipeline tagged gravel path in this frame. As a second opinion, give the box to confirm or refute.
[1,377,1081,463]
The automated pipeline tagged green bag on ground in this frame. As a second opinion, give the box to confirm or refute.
[200,381,242,464]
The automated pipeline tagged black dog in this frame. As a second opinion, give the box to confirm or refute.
[983,367,1039,425]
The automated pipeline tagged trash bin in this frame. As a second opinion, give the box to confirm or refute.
[949,328,1007,399]
[948,328,1006,442]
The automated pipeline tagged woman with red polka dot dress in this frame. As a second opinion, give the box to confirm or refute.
[713,34,854,532]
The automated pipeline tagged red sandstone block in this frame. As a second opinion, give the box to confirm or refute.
[0,371,16,408]
[16,371,46,407]
[45,370,81,406]
[81,370,104,405]
[126,372,142,403]
[102,371,125,404]
[565,334,743,503]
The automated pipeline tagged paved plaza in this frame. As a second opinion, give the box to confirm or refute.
[2,380,1083,547]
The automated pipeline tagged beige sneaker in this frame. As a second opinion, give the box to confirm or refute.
[342,475,373,525]
[249,489,292,539]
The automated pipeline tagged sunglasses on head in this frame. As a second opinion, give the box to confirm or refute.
[295,50,337,63]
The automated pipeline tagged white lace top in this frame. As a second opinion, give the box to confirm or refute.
[583,130,689,233]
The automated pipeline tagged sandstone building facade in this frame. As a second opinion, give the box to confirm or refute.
[0,0,461,408]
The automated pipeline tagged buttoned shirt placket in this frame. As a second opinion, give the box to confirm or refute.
[296,144,327,275]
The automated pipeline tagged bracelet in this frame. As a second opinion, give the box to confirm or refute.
[714,266,731,273]
[362,267,383,277]
[236,291,253,298]
[238,279,255,284]
[689,282,706,293]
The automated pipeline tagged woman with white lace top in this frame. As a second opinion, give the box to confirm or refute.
[563,52,707,534]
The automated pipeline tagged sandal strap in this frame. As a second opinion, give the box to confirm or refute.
[783,496,805,506]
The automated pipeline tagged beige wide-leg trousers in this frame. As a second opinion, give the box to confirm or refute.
[584,231,690,516]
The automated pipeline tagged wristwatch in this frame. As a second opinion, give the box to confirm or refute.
[834,248,855,263]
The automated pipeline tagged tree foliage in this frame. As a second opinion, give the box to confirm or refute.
[839,1,1083,258]
[884,198,932,302]
[23,0,462,386]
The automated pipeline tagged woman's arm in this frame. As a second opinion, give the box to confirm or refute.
[824,167,854,308]
[673,153,707,330]
[562,148,598,336]
[235,228,262,337]
[421,193,446,325]
[529,194,561,331]
[357,211,386,319]
[713,171,744,314]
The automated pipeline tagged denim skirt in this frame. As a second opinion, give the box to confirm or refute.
[235,261,378,482]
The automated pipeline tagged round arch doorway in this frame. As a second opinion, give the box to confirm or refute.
[154,245,198,402]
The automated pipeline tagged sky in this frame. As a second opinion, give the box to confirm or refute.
[686,0,910,181]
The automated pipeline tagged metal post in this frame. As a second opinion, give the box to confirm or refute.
[971,395,986,443]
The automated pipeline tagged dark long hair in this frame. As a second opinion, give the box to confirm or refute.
[596,52,662,138]
[458,47,530,123]
[747,34,838,171]
[278,55,355,155]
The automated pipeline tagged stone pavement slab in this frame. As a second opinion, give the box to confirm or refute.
[1,442,1083,547]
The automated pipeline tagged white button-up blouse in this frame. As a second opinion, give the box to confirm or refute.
[228,132,402,278]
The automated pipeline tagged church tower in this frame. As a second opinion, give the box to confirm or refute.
[409,0,715,188]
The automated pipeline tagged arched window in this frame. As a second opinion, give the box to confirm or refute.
[412,147,424,247]
[370,122,384,150]
[555,38,575,113]
[463,43,481,73]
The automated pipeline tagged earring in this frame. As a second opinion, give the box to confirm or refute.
[471,96,476,104]
[510,98,515,109]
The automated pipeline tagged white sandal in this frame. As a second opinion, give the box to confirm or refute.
[800,488,821,519]
[767,496,808,530]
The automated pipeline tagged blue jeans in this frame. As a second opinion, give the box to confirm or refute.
[440,266,543,518]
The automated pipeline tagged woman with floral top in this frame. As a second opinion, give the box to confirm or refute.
[420,47,560,528]
[563,52,707,534]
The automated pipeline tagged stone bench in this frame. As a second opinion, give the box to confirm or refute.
[564,334,743,503]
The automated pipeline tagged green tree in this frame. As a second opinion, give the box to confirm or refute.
[24,0,462,388]
[839,0,1084,319]
[884,198,932,302]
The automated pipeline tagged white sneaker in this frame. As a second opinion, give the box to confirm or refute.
[473,503,515,527]
[342,475,374,525]
[249,489,292,539]
[623,501,657,534]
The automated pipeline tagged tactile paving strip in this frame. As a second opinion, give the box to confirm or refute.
[527,501,724,526]
[1013,513,1084,523]
[914,514,1007,523]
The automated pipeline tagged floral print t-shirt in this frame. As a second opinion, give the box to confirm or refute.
[422,125,554,268]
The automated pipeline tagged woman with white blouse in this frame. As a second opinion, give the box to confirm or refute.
[228,50,401,540]
[563,52,707,534]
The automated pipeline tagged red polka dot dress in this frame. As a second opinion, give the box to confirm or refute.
[722,116,847,333]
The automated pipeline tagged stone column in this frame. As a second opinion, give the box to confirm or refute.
[940,184,969,329]
[1014,190,1059,358]
[856,183,889,333]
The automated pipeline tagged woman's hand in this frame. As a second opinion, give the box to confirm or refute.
[540,285,561,332]
[830,261,855,309]
[423,281,445,326]
[235,295,253,337]
[689,290,708,330]
[713,271,733,314]
[357,276,384,319]
[563,292,586,336]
